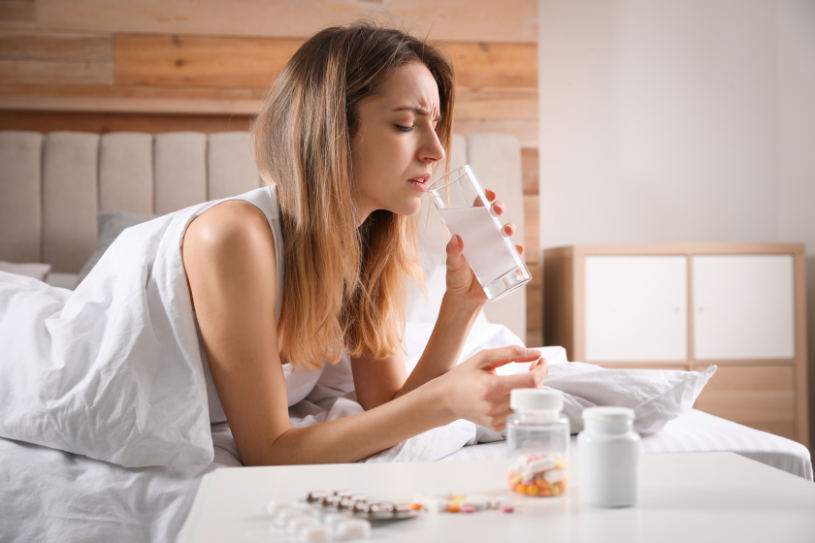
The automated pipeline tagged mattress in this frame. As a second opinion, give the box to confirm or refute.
[443,409,813,481]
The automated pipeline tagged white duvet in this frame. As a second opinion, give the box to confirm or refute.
[0,204,214,469]
[0,311,721,543]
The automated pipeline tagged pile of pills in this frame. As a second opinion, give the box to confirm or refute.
[265,490,419,542]
[508,454,568,497]
[414,494,514,514]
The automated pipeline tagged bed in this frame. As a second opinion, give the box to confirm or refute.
[0,130,811,543]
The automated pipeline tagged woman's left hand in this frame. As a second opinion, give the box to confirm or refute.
[444,189,524,309]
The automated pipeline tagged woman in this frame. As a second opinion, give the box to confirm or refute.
[181,23,548,466]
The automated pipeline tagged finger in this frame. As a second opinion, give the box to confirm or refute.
[531,363,548,388]
[503,222,516,236]
[528,357,547,372]
[491,200,504,215]
[494,371,538,394]
[516,244,525,255]
[446,234,464,254]
[476,346,542,370]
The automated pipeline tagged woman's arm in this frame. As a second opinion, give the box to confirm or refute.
[354,193,533,406]
[183,200,542,465]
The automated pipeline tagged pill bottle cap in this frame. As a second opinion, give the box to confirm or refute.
[581,406,635,423]
[510,389,563,412]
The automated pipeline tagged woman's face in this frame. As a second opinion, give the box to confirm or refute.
[350,61,446,224]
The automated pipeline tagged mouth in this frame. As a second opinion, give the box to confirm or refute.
[408,174,431,193]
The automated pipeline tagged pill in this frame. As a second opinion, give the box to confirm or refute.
[461,495,490,511]
[323,512,350,529]
[419,497,448,513]
[306,491,329,503]
[299,525,331,543]
[274,509,300,527]
[335,519,371,539]
[410,502,423,511]
[500,505,515,513]
[527,457,556,473]
[544,469,567,484]
[460,505,477,513]
[288,516,320,535]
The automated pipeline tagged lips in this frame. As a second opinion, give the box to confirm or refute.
[408,174,431,192]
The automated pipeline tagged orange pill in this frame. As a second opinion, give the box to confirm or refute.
[515,484,527,495]
[447,503,461,513]
[526,485,540,497]
[410,503,423,511]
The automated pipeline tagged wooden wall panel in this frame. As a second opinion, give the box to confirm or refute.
[0,0,35,22]
[0,0,537,43]
[114,35,300,89]
[0,32,113,85]
[0,110,255,134]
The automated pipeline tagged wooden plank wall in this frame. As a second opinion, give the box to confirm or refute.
[0,0,543,345]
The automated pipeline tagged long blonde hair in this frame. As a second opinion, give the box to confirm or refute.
[253,24,455,370]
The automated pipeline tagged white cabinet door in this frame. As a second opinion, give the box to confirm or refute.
[585,256,688,361]
[693,255,795,359]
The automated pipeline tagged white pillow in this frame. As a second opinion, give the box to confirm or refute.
[0,260,51,281]
[500,359,717,435]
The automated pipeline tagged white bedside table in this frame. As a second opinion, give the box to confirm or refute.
[179,452,815,542]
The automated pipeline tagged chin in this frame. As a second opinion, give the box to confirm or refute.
[398,200,423,217]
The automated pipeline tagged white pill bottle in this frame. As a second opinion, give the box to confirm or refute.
[506,389,570,498]
[577,406,641,507]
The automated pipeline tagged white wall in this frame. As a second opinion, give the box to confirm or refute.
[538,0,815,443]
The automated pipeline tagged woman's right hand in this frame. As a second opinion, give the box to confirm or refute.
[436,346,549,431]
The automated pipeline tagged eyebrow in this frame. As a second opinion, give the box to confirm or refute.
[392,106,442,120]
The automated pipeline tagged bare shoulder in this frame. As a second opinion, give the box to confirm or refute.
[182,200,274,261]
[184,200,273,254]
[182,200,277,303]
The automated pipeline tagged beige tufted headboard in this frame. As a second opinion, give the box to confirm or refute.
[0,130,526,340]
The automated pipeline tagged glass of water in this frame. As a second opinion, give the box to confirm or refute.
[427,165,531,301]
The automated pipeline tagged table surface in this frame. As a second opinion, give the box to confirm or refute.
[179,452,815,543]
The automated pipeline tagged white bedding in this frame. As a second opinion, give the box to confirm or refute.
[1,285,811,542]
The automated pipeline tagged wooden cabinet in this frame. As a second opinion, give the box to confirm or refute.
[543,244,809,446]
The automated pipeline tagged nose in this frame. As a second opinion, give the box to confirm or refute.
[420,128,445,164]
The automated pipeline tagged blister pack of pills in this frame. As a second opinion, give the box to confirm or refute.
[305,490,420,521]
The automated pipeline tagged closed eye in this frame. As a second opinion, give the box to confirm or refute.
[395,124,414,132]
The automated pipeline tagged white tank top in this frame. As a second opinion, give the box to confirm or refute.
[188,185,324,423]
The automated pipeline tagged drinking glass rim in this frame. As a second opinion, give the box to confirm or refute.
[427,164,474,192]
